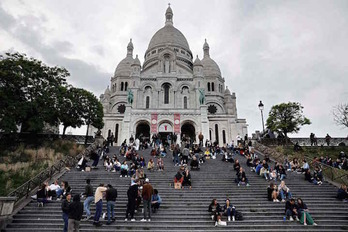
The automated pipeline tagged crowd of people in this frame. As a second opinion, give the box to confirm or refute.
[32,134,348,230]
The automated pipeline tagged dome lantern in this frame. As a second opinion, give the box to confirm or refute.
[203,39,210,58]
[127,38,134,57]
[165,3,173,26]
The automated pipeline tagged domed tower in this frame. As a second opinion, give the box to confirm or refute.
[202,39,226,114]
[112,39,134,94]
[143,5,193,74]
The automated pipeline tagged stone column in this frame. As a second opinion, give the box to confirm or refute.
[0,197,16,230]
[120,104,131,143]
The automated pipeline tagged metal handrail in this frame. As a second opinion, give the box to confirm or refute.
[7,139,99,202]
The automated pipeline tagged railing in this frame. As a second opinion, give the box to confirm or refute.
[259,137,348,147]
[310,159,348,186]
[7,138,100,203]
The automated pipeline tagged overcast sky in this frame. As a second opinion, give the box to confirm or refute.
[1,0,347,137]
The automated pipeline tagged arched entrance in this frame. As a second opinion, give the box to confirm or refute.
[158,121,173,145]
[181,122,196,143]
[136,122,150,142]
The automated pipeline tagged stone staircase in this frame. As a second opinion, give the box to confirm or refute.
[5,146,348,231]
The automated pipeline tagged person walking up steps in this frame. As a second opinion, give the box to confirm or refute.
[82,179,93,221]
[106,184,117,225]
[93,184,107,227]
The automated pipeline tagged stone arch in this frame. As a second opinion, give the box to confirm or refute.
[181,120,197,143]
[135,120,151,142]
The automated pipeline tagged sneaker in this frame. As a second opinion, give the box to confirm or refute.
[141,218,146,222]
[304,222,307,226]
[215,221,218,227]
[313,223,318,226]
[296,216,299,221]
[246,183,250,187]
[228,216,231,221]
[124,218,128,221]
[131,218,136,222]
[148,219,151,222]
[102,212,106,219]
[237,183,240,187]
[232,216,235,221]
[112,170,116,172]
[211,215,214,220]
[290,217,294,221]
[120,175,122,177]
[281,199,286,202]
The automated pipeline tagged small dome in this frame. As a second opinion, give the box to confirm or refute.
[202,56,221,77]
[132,54,141,66]
[201,39,221,77]
[104,86,110,95]
[193,55,202,66]
[224,86,231,95]
[114,56,134,77]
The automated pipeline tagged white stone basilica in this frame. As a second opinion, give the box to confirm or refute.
[97,5,247,146]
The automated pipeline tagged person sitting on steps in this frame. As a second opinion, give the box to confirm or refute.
[285,198,299,221]
[157,157,164,171]
[235,167,250,187]
[174,171,184,186]
[223,198,236,221]
[268,182,280,202]
[190,156,200,170]
[182,169,192,189]
[147,159,155,172]
[151,189,162,213]
[278,180,292,202]
[120,161,129,177]
[297,198,317,226]
[208,199,222,227]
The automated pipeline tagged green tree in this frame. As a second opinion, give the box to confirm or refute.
[266,102,311,139]
[58,86,86,136]
[0,52,68,133]
[80,90,104,144]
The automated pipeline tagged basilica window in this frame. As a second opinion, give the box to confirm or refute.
[121,82,124,91]
[125,82,128,91]
[222,130,226,144]
[184,96,188,109]
[117,104,126,114]
[207,83,210,92]
[146,96,150,109]
[215,124,219,143]
[208,104,217,114]
[115,124,119,143]
[163,83,170,104]
[212,83,215,92]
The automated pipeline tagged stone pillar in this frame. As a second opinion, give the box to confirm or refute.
[120,104,131,144]
[0,197,16,230]
[200,105,209,146]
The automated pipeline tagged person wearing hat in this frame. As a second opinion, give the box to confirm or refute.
[141,178,153,222]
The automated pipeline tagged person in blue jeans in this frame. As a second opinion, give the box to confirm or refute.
[278,180,292,202]
[106,184,118,225]
[83,179,94,221]
[93,184,107,227]
[223,198,236,221]
[61,193,71,232]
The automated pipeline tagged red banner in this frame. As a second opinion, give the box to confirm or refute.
[174,114,180,133]
[151,114,158,133]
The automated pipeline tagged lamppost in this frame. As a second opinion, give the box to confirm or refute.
[258,100,265,134]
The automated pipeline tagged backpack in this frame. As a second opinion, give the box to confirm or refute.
[235,210,243,221]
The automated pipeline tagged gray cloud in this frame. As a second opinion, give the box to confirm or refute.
[1,0,347,137]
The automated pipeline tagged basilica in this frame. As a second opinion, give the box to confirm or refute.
[97,5,247,146]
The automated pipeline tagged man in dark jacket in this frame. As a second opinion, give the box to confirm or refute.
[61,192,72,232]
[68,194,84,232]
[82,179,94,221]
[285,198,299,221]
[106,184,118,225]
[125,181,139,221]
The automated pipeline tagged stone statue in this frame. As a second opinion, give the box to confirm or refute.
[127,89,134,104]
[199,88,205,105]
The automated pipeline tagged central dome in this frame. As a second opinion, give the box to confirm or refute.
[148,25,190,51]
[146,5,191,53]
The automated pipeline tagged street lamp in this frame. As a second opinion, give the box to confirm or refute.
[258,100,265,134]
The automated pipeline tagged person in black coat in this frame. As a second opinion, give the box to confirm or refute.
[125,181,139,221]
[61,193,72,232]
[208,199,222,226]
[106,184,118,224]
[68,194,84,232]
[182,169,192,189]
[235,167,249,186]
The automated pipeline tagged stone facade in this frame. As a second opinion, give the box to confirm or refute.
[94,5,248,146]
